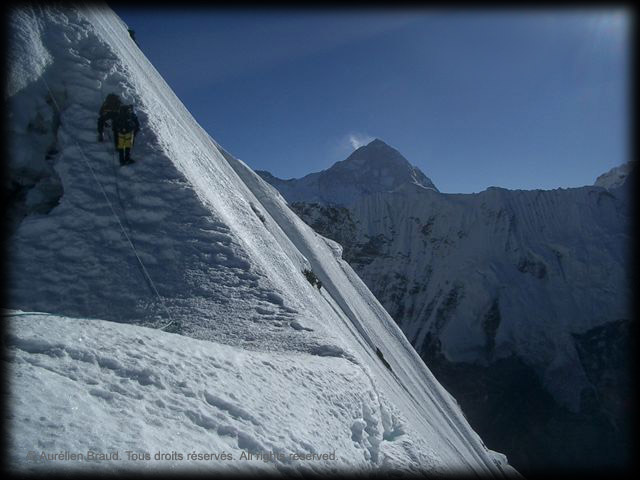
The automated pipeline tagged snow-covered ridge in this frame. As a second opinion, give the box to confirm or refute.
[257,139,438,206]
[262,141,632,471]
[5,5,515,476]
[263,147,632,413]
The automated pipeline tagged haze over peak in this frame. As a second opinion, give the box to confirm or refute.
[257,139,438,206]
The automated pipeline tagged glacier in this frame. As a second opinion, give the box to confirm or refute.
[3,4,516,476]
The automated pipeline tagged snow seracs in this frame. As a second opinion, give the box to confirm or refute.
[594,161,634,189]
[256,138,438,206]
[5,5,515,476]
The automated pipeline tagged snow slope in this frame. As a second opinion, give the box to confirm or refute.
[5,5,515,476]
[259,141,632,471]
[343,183,631,411]
[5,311,428,475]
[260,143,632,413]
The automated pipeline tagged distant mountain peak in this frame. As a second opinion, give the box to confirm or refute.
[343,138,408,165]
[258,139,438,206]
[329,138,438,195]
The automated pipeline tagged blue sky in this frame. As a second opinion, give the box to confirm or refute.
[113,7,629,193]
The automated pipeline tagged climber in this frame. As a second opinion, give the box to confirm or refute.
[128,28,138,45]
[98,96,140,166]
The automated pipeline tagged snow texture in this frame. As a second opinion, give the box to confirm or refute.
[261,149,632,413]
[4,4,516,476]
[5,311,423,474]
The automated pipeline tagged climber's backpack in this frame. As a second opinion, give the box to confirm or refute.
[116,105,137,134]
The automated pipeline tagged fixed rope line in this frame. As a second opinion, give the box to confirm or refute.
[39,75,176,332]
[109,131,140,270]
[108,132,155,309]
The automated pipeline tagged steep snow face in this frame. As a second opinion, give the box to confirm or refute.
[264,155,631,413]
[5,5,514,476]
[287,183,631,408]
[347,185,631,411]
[6,7,53,98]
[594,162,633,189]
[256,139,438,206]
[262,149,632,471]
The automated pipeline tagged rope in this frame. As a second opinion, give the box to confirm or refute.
[39,75,176,332]
[108,130,130,232]
[108,132,156,316]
